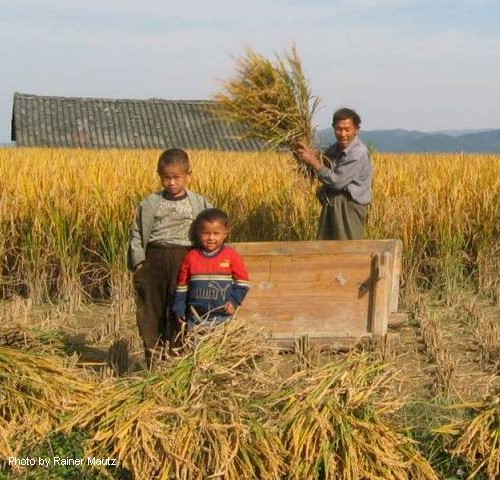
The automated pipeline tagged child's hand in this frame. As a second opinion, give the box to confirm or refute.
[177,317,187,327]
[224,301,236,315]
[134,262,144,273]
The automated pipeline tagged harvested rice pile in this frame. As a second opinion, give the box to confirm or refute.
[0,345,95,461]
[63,320,284,479]
[62,319,438,479]
[0,323,66,355]
[436,398,500,480]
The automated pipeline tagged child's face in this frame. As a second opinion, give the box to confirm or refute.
[158,164,190,197]
[198,220,228,252]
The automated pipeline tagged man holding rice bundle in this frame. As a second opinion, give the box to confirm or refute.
[297,107,373,240]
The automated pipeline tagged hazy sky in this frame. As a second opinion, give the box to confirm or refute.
[2,0,499,143]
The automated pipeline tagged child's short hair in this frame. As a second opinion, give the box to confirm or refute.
[191,208,230,244]
[157,148,190,174]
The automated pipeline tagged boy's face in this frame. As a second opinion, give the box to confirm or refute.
[333,118,359,150]
[198,220,228,253]
[158,164,191,197]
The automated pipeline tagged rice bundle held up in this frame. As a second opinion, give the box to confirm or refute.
[214,45,322,178]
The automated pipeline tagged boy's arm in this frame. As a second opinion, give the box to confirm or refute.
[227,251,251,308]
[172,255,191,319]
[128,205,145,271]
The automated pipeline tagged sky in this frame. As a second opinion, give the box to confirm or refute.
[1,0,500,143]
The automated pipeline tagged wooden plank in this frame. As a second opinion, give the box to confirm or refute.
[389,239,402,313]
[369,251,391,336]
[244,253,372,290]
[265,331,372,340]
[241,302,369,337]
[266,335,371,352]
[230,239,400,257]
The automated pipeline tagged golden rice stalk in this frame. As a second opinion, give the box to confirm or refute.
[435,399,500,480]
[63,319,284,479]
[417,310,457,398]
[214,45,321,178]
[267,353,438,479]
[0,345,96,461]
[2,149,500,300]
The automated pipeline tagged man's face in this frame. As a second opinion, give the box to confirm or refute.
[333,118,359,150]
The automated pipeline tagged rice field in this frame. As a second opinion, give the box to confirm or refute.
[1,147,500,479]
[1,148,499,304]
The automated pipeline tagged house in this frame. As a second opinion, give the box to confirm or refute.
[10,92,264,151]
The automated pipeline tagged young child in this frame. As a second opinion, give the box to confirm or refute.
[128,148,212,366]
[172,208,250,329]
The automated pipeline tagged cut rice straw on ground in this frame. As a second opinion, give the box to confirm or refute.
[0,345,96,461]
[62,319,284,480]
[0,322,66,356]
[63,321,439,479]
[434,399,500,480]
[266,352,439,479]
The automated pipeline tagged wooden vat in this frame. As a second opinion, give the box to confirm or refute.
[230,240,403,349]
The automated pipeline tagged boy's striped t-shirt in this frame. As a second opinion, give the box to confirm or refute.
[173,245,250,319]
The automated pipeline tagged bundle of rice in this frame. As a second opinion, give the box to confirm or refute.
[267,352,439,480]
[213,45,321,179]
[63,319,284,479]
[0,322,66,355]
[436,398,500,479]
[0,345,96,462]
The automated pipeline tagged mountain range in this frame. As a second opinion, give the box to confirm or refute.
[317,128,500,153]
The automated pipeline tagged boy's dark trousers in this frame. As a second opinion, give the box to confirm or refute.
[133,244,189,366]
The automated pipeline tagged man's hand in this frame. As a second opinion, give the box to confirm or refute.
[224,301,236,315]
[295,142,323,171]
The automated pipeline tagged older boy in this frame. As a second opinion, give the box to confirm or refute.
[128,148,212,366]
[297,107,372,240]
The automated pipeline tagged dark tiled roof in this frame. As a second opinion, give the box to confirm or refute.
[10,92,265,151]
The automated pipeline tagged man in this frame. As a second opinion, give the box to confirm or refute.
[297,107,373,240]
